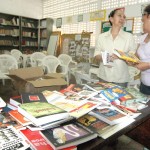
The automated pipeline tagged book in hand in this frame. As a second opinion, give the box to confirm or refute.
[18,102,70,126]
[101,51,114,66]
[9,109,32,126]
[77,114,111,138]
[113,49,140,63]
[89,105,128,125]
[0,126,29,150]
[21,92,47,103]
[40,122,97,150]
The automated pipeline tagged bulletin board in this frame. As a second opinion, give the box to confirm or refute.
[60,32,91,63]
[101,18,134,33]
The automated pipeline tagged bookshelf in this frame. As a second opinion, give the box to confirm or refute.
[0,12,54,54]
[39,18,53,51]
[0,13,20,53]
[20,17,39,53]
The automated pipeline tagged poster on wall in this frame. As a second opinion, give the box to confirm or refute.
[61,33,91,63]
[78,14,83,22]
[90,10,106,21]
[56,18,62,28]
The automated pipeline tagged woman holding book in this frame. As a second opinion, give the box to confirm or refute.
[135,4,150,95]
[94,8,137,87]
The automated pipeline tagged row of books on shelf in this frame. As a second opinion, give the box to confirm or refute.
[0,82,149,150]
[0,29,19,36]
[0,17,19,26]
[0,40,19,46]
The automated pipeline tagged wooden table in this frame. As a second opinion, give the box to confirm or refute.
[78,101,150,150]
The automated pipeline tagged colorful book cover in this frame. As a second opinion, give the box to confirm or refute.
[0,111,25,130]
[77,114,111,135]
[21,93,47,103]
[20,129,53,150]
[113,49,139,63]
[100,90,119,103]
[69,101,100,118]
[107,86,135,101]
[20,129,77,150]
[9,110,32,126]
[18,102,69,126]
[41,123,97,149]
[90,106,128,125]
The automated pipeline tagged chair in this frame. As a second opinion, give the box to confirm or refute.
[30,52,46,67]
[58,54,77,84]
[0,54,18,85]
[11,49,23,68]
[41,55,61,73]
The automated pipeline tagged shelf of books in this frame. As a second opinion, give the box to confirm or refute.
[20,17,39,53]
[0,13,20,53]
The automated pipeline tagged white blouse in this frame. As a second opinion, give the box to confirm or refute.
[94,29,137,83]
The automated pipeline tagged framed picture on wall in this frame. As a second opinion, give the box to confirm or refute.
[56,18,62,28]
[90,10,106,21]
[78,14,83,22]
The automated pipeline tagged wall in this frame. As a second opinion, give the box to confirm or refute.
[0,0,42,19]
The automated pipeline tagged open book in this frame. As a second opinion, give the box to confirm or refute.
[113,49,140,63]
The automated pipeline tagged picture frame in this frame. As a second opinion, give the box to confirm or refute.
[56,18,62,28]
[78,14,83,22]
[90,10,106,21]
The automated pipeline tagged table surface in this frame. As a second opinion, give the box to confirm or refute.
[78,101,150,150]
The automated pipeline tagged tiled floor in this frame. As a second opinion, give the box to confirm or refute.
[0,79,150,150]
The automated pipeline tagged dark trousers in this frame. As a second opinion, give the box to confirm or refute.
[140,82,150,95]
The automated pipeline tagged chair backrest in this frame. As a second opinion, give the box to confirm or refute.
[58,54,72,66]
[11,49,23,61]
[0,54,18,73]
[42,55,61,73]
[30,52,46,67]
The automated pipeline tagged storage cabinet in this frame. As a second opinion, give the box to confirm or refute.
[39,18,53,51]
[0,13,20,53]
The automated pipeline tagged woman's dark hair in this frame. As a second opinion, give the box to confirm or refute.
[143,4,150,15]
[108,9,118,26]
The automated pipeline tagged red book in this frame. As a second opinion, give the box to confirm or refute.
[20,129,77,150]
[9,109,32,126]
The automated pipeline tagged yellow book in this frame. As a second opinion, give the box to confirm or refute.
[113,49,140,63]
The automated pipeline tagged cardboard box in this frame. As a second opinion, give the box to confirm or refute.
[9,67,67,94]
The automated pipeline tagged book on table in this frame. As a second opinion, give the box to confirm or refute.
[77,113,112,138]
[106,85,135,102]
[113,49,140,63]
[40,122,97,150]
[42,90,66,103]
[9,109,32,126]
[0,126,29,150]
[0,111,26,130]
[20,128,77,150]
[21,92,47,103]
[18,102,70,126]
[10,95,22,106]
[89,105,129,125]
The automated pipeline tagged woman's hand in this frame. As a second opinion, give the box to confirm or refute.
[135,62,150,71]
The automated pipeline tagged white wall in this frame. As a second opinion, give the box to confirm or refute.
[0,0,42,19]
